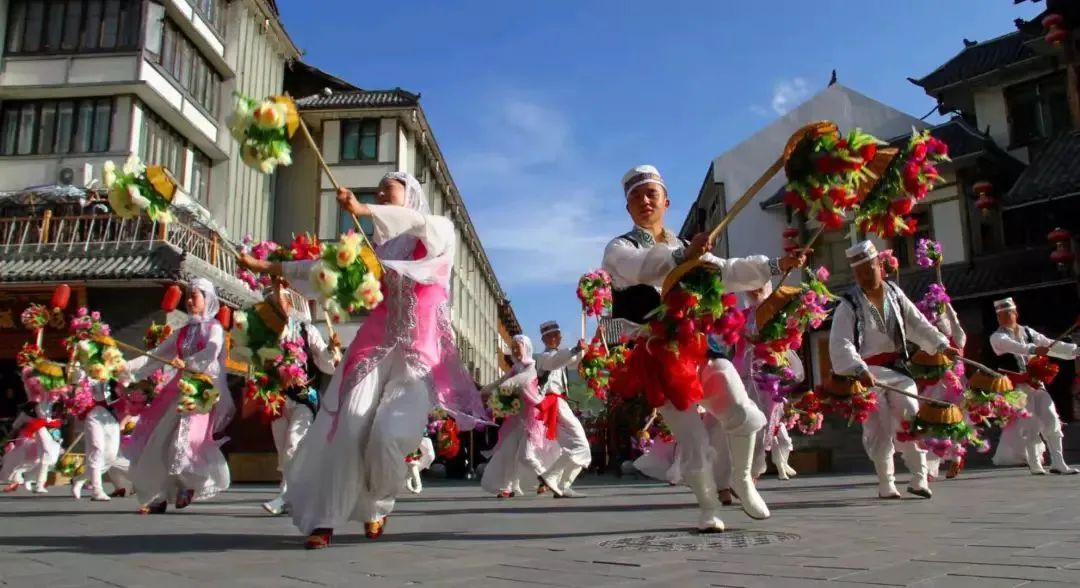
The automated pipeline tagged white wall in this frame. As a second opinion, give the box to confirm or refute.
[711,85,925,282]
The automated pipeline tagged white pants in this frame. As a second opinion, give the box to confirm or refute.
[658,359,766,483]
[541,397,592,488]
[1016,384,1069,469]
[286,350,432,534]
[0,428,60,487]
[74,407,121,492]
[271,400,314,496]
[862,366,927,480]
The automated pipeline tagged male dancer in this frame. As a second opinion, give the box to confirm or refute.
[603,164,805,532]
[990,297,1079,475]
[534,321,589,498]
[829,241,959,499]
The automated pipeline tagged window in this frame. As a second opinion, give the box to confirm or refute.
[340,119,379,161]
[1006,73,1070,147]
[145,10,222,115]
[5,0,141,54]
[0,98,114,155]
[815,227,852,283]
[339,191,377,236]
[190,151,211,205]
[139,109,185,178]
[891,209,933,269]
[191,0,225,37]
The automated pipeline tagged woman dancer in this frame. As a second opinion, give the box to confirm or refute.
[1,399,62,493]
[237,172,485,548]
[122,279,234,513]
[480,335,557,498]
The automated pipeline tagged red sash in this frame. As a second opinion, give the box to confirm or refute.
[865,353,900,367]
[20,418,61,438]
[537,394,565,441]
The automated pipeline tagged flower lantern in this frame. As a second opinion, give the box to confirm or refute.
[782,227,800,240]
[1043,14,1069,48]
[783,239,800,254]
[1050,248,1076,268]
[1048,227,1072,245]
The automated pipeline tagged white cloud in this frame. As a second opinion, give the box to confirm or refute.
[769,77,810,115]
[750,77,811,117]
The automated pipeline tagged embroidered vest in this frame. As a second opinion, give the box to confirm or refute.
[611,229,690,325]
[838,282,910,361]
[991,326,1034,373]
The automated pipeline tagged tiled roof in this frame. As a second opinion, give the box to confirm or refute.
[1003,131,1080,208]
[910,32,1039,92]
[830,246,1069,304]
[0,243,259,308]
[295,89,420,110]
[761,118,1017,210]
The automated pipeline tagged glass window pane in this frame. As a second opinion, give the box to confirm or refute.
[55,101,74,153]
[44,0,64,50]
[341,122,359,160]
[161,22,175,72]
[1,107,20,155]
[83,0,102,49]
[360,135,377,160]
[22,0,45,52]
[101,0,120,48]
[1042,77,1070,137]
[62,0,83,50]
[118,0,138,47]
[74,100,94,153]
[7,0,27,53]
[37,103,57,155]
[145,2,164,55]
[17,104,38,154]
[92,99,111,152]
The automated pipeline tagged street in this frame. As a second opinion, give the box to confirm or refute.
[2,467,1080,587]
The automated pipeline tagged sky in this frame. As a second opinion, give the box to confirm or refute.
[278,0,1042,350]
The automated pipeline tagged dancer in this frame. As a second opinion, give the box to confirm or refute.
[260,277,342,515]
[480,335,557,498]
[1,399,62,493]
[534,321,590,498]
[603,164,805,532]
[122,279,234,513]
[70,371,122,501]
[237,172,485,548]
[829,241,958,500]
[921,301,968,480]
[990,297,1079,475]
[404,437,435,494]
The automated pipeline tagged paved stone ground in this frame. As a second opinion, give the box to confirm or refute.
[2,467,1080,587]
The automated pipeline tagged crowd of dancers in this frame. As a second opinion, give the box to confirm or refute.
[2,165,1077,548]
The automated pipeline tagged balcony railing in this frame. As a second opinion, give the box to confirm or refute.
[0,209,240,277]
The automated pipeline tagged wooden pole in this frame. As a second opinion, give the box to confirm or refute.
[102,337,205,376]
[874,381,954,407]
[703,157,785,247]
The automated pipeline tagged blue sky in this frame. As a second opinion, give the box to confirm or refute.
[278,0,1041,349]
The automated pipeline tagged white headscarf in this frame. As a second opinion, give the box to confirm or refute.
[512,334,535,369]
[377,172,430,262]
[189,278,220,322]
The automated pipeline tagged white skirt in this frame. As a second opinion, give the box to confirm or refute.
[126,408,230,505]
[481,416,558,495]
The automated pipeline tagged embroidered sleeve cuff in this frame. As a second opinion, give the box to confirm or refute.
[768,257,782,276]
[673,249,686,265]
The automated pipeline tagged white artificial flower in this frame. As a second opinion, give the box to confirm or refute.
[122,154,145,176]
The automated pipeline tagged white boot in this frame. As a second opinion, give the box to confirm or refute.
[89,468,110,501]
[72,477,86,500]
[728,434,770,520]
[405,463,423,494]
[542,454,572,497]
[773,449,795,480]
[874,458,901,499]
[263,495,286,515]
[33,467,48,494]
[1027,442,1048,475]
[684,471,724,533]
[1045,432,1078,475]
[558,466,585,498]
[900,444,932,499]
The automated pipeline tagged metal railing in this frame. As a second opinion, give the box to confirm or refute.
[0,210,239,277]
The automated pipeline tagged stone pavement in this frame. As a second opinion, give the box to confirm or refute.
[2,467,1080,587]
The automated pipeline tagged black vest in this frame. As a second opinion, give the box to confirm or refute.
[283,323,320,415]
[611,230,689,325]
[991,326,1034,373]
[838,282,911,362]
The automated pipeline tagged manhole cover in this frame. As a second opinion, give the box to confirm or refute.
[599,530,800,552]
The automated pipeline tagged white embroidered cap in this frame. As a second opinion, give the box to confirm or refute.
[846,240,878,267]
[622,165,666,197]
[994,297,1016,311]
[540,321,561,336]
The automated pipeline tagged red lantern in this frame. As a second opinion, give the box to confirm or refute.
[1042,13,1065,30]
[783,239,800,253]
[1048,227,1072,244]
[972,181,993,196]
[782,227,799,239]
[50,284,71,311]
[1046,28,1069,47]
[161,284,183,313]
[975,193,996,217]
[216,306,233,330]
[1050,249,1075,266]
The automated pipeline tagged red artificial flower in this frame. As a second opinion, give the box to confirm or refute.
[817,209,845,230]
[903,162,921,183]
[814,156,836,175]
[928,137,948,156]
[721,292,737,308]
[904,217,919,235]
[809,186,826,201]
[836,138,849,150]
[858,143,878,162]
[783,191,807,212]
[912,142,928,163]
[828,186,849,206]
[890,197,914,216]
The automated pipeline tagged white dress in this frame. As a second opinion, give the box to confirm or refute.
[480,368,559,495]
[0,402,61,488]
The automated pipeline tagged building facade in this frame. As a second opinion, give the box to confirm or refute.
[274,63,521,385]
